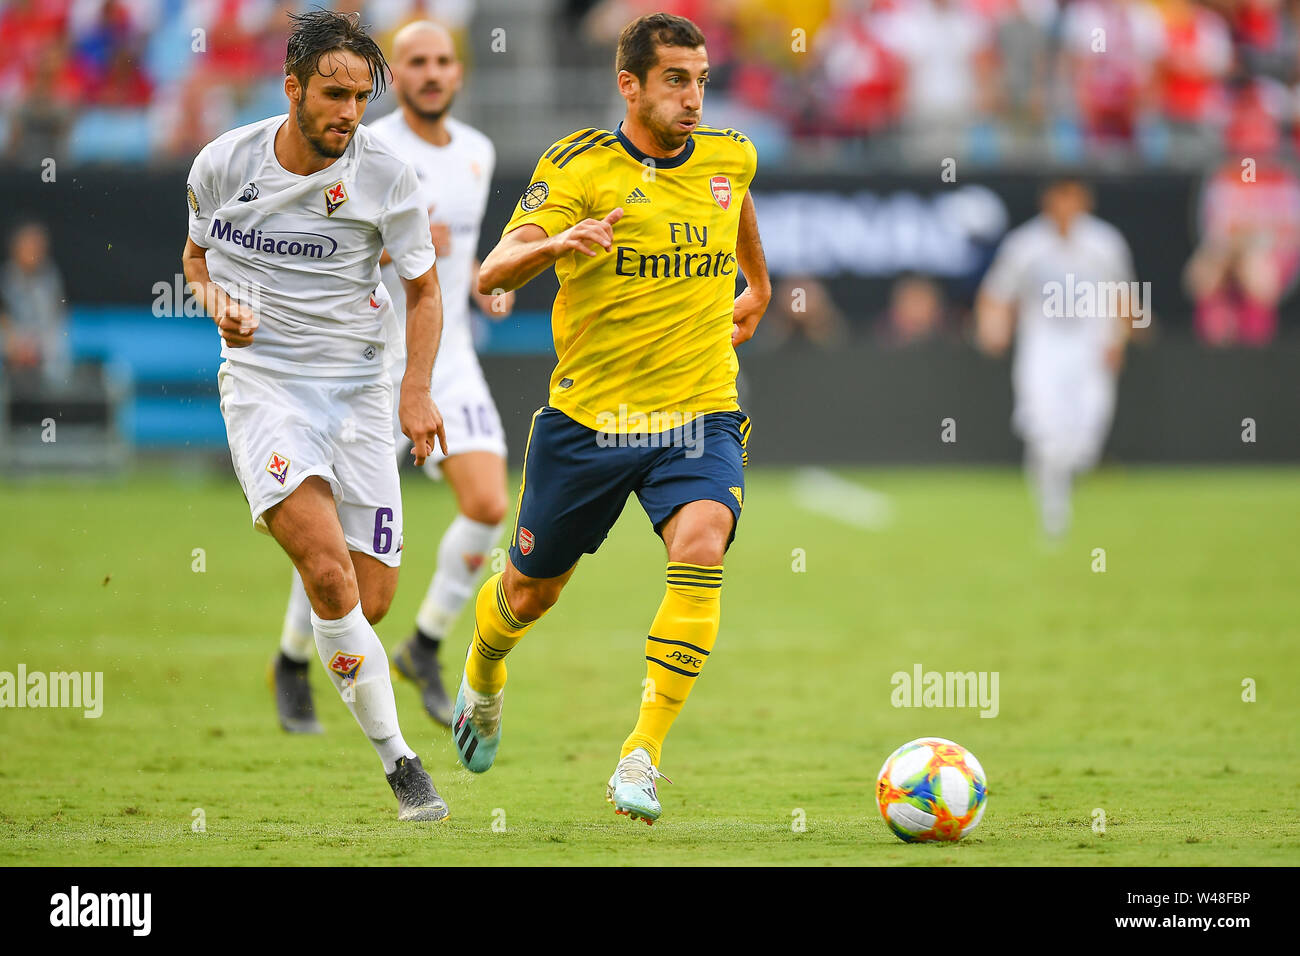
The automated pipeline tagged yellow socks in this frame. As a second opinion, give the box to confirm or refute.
[621,563,723,765]
[465,573,537,695]
[465,564,723,768]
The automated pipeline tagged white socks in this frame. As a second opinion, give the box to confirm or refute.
[415,515,502,638]
[279,568,315,663]
[1028,448,1074,539]
[311,602,415,774]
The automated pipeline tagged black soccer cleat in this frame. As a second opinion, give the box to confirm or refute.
[392,633,454,727]
[386,755,450,822]
[270,654,324,735]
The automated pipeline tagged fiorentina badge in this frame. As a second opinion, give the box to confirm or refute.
[265,452,290,485]
[327,651,364,680]
[324,180,349,216]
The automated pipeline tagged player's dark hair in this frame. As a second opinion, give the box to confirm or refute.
[1040,176,1092,197]
[616,12,706,84]
[7,219,48,253]
[284,9,389,99]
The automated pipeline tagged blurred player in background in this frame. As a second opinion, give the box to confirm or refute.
[274,21,512,730]
[976,178,1135,540]
[183,11,449,821]
[454,13,769,825]
[0,221,69,387]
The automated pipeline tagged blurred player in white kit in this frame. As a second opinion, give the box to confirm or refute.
[273,21,513,729]
[183,11,451,820]
[976,178,1137,540]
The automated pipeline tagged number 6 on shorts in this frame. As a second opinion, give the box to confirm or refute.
[372,507,394,554]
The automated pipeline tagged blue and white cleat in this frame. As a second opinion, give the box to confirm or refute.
[605,747,671,826]
[451,674,503,773]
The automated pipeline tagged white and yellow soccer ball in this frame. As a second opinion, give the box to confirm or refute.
[876,737,988,843]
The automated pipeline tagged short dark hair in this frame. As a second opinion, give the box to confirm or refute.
[285,10,389,99]
[8,219,48,250]
[1042,176,1091,195]
[615,12,706,84]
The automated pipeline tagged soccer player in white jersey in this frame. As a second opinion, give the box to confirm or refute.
[273,21,512,728]
[976,178,1135,540]
[181,11,451,821]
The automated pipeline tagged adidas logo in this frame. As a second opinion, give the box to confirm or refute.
[625,187,651,204]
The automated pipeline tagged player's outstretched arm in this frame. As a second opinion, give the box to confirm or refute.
[399,264,448,466]
[477,208,624,295]
[470,258,516,319]
[732,192,771,347]
[181,237,257,347]
[974,291,1015,357]
[1105,298,1134,372]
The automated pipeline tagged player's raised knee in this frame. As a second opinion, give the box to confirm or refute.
[667,519,731,566]
[669,534,728,568]
[302,558,358,618]
[664,502,733,567]
[461,493,508,527]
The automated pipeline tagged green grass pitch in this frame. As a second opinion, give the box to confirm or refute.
[1,466,1298,866]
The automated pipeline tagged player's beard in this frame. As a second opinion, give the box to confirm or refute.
[296,98,351,159]
[639,98,694,153]
[399,86,457,123]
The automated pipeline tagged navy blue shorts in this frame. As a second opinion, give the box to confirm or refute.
[508,406,752,579]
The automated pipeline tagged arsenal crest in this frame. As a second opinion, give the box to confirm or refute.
[710,175,731,210]
[518,526,535,555]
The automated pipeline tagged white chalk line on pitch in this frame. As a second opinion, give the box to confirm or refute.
[791,467,896,531]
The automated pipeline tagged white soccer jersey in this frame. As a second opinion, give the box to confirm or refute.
[367,112,495,364]
[981,212,1135,382]
[186,114,436,378]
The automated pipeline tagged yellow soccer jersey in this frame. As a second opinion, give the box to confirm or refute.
[503,122,758,433]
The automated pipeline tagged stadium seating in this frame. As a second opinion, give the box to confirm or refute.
[67,109,152,164]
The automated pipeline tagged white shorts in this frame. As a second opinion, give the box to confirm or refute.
[391,348,507,479]
[218,360,404,566]
[1013,364,1116,472]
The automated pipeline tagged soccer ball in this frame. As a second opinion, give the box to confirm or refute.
[875,737,987,843]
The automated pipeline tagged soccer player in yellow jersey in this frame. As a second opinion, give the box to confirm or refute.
[449,12,770,824]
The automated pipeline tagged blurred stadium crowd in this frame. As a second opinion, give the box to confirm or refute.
[579,0,1300,169]
[0,0,1296,404]
[2,0,1299,169]
[0,0,1295,468]
[0,0,474,163]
